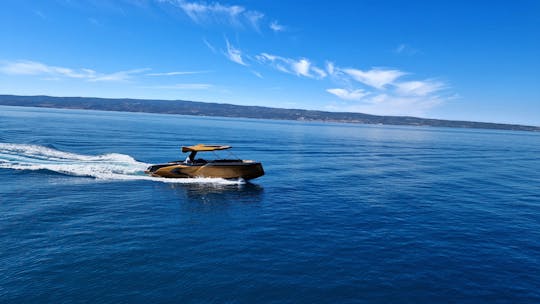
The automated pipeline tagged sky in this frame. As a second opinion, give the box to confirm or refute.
[0,0,539,125]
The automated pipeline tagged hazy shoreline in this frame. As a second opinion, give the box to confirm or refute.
[1,94,538,132]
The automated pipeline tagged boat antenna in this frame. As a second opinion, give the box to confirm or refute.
[226,149,240,160]
[209,148,240,160]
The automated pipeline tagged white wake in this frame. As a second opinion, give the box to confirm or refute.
[0,143,244,184]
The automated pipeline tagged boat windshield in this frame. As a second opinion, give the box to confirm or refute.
[183,147,241,164]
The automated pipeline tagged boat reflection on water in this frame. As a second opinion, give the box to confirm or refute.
[167,181,265,207]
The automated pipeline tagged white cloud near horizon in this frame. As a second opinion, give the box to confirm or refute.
[342,68,406,89]
[88,68,149,82]
[326,93,444,116]
[322,65,447,115]
[325,78,447,116]
[326,88,369,101]
[0,60,148,82]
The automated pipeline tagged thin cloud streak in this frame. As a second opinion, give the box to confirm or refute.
[251,70,263,78]
[202,37,217,53]
[147,70,209,76]
[0,60,93,78]
[394,43,419,55]
[143,83,213,90]
[89,68,150,82]
[0,60,148,82]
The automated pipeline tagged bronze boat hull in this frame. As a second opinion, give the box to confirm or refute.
[145,160,264,180]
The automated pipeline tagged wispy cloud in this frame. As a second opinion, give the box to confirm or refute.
[225,39,247,66]
[395,80,445,96]
[322,62,448,115]
[88,17,103,27]
[326,73,447,115]
[342,68,406,89]
[202,37,217,53]
[1,60,92,78]
[256,53,326,79]
[146,70,209,76]
[159,0,286,33]
[245,10,264,31]
[326,88,369,101]
[326,93,443,116]
[292,59,311,77]
[269,20,285,32]
[205,37,447,116]
[144,83,213,90]
[178,1,245,24]
[162,0,263,30]
[311,66,327,79]
[325,61,335,76]
[394,43,419,55]
[0,60,147,82]
[88,68,149,82]
[33,10,46,20]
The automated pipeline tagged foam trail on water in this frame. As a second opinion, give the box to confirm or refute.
[0,143,244,185]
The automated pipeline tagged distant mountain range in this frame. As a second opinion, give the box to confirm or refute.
[1,94,538,132]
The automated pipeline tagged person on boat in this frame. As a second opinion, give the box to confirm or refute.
[184,151,197,164]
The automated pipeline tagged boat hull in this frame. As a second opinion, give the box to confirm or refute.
[145,161,264,180]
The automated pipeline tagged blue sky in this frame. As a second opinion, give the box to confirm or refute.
[0,0,539,125]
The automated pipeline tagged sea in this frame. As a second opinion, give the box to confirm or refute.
[1,105,539,303]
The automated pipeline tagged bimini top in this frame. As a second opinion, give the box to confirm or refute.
[181,144,232,153]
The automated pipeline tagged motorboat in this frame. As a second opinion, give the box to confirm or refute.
[144,144,264,180]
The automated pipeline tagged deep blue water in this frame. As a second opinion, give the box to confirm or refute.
[1,105,540,303]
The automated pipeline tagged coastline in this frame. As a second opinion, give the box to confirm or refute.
[1,94,538,132]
